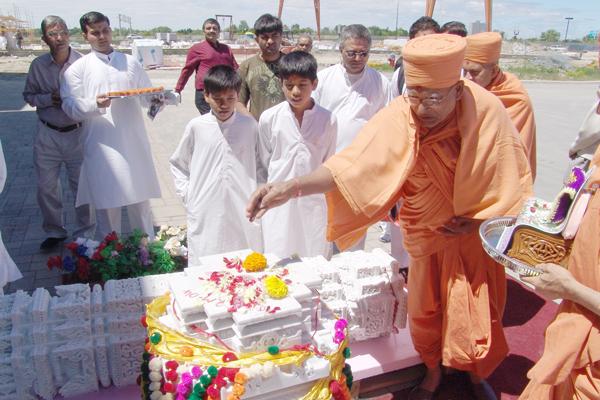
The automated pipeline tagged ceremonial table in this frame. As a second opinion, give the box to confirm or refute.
[62,328,421,400]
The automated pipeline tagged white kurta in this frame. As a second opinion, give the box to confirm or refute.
[170,112,263,264]
[313,63,390,152]
[257,101,337,258]
[61,50,161,209]
[0,141,22,290]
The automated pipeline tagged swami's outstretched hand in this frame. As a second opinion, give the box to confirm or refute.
[246,181,295,222]
[246,166,337,222]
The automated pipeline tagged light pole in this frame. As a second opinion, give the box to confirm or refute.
[395,0,400,39]
[564,17,573,42]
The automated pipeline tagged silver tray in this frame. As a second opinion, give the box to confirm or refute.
[479,216,542,277]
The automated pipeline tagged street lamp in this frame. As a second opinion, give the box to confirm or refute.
[564,17,573,42]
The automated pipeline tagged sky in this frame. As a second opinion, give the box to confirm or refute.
[1,0,598,40]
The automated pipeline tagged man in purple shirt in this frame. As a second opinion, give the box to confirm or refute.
[23,15,93,250]
[175,18,239,114]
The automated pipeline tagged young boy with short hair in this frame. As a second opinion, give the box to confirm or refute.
[257,51,337,257]
[170,65,262,264]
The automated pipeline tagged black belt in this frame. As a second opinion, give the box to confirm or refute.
[40,119,82,133]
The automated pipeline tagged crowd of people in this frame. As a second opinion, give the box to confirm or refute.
[0,8,597,400]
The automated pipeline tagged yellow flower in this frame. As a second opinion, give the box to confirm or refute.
[243,252,267,272]
[264,275,288,299]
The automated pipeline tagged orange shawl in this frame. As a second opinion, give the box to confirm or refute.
[487,71,537,180]
[323,79,532,250]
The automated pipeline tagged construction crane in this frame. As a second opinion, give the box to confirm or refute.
[426,0,493,31]
[277,0,321,40]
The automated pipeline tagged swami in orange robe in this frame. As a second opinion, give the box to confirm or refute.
[519,154,600,399]
[323,34,533,379]
[463,32,537,180]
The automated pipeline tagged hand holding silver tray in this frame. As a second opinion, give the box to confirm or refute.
[479,216,543,277]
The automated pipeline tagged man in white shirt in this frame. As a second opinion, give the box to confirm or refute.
[313,24,390,153]
[61,11,161,240]
[313,24,389,250]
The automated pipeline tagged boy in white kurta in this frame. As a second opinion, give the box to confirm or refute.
[61,12,161,240]
[170,65,262,265]
[258,51,337,258]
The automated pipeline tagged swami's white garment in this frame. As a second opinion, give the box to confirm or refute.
[258,101,337,258]
[61,50,161,210]
[170,112,263,265]
[0,141,22,291]
[313,63,390,152]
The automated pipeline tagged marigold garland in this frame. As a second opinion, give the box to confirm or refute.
[242,252,267,272]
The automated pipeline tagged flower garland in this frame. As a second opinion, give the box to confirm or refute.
[142,293,352,400]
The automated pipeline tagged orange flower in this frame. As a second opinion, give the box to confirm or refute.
[232,383,245,396]
[242,252,267,272]
[234,372,248,385]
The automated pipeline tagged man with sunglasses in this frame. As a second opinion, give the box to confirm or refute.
[23,15,93,250]
[247,34,533,400]
[313,24,390,153]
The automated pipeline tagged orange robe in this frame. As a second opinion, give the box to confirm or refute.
[487,71,537,180]
[520,159,600,399]
[324,79,533,376]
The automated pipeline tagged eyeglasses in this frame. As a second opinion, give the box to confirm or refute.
[343,50,369,58]
[46,30,68,38]
[403,90,450,107]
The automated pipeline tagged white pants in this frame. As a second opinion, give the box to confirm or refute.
[33,121,94,238]
[95,200,154,241]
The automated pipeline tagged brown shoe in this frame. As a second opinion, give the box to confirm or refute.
[471,379,497,400]
[407,386,435,400]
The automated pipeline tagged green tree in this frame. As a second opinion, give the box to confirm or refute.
[291,23,300,34]
[238,20,249,33]
[177,28,193,34]
[540,29,560,42]
[68,27,82,36]
[151,26,172,33]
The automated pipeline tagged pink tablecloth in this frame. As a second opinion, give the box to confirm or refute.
[64,328,420,400]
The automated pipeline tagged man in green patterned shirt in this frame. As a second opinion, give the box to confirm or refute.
[238,14,286,120]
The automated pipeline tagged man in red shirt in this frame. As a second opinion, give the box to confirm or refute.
[175,18,238,114]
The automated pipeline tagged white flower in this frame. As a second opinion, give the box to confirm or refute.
[165,226,181,236]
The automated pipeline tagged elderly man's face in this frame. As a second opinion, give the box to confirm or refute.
[296,37,312,52]
[341,37,370,74]
[405,82,463,129]
[203,22,220,44]
[463,60,498,88]
[83,20,112,54]
[256,31,282,60]
[43,24,70,53]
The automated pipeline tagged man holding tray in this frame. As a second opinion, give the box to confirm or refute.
[247,34,533,400]
[61,11,161,240]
